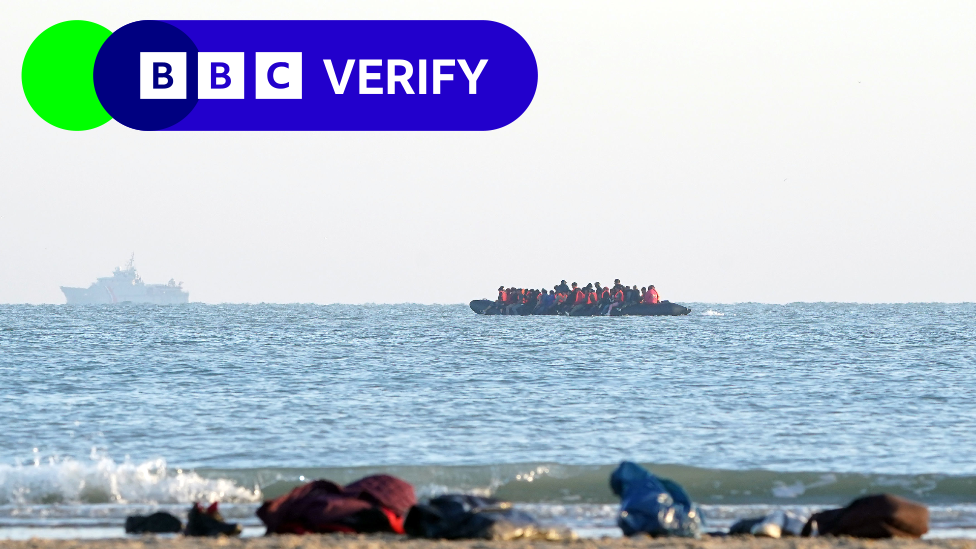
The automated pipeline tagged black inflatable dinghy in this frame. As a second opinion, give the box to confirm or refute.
[469,299,690,316]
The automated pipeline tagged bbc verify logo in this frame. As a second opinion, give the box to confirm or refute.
[23,19,537,131]
[141,53,488,100]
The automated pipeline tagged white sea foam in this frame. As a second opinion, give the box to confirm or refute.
[0,456,260,506]
[770,474,838,498]
[700,309,725,316]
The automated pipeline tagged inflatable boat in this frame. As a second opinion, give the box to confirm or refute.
[469,299,691,316]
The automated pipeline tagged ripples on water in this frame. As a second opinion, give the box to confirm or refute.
[0,303,974,535]
[0,303,973,472]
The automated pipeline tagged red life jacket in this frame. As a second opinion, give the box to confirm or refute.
[649,288,660,304]
[600,288,610,300]
[614,290,624,303]
[586,291,597,305]
[498,290,508,303]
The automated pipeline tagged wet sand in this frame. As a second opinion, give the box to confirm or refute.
[0,535,973,549]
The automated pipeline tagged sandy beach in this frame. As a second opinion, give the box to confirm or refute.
[1,536,974,549]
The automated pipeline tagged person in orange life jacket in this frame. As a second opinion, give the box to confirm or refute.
[502,288,515,314]
[611,279,625,294]
[506,288,526,315]
[569,284,593,315]
[606,286,626,315]
[490,286,508,314]
[640,287,647,303]
[644,285,660,304]
[559,282,580,313]
[593,283,608,310]
[586,287,599,306]
[554,285,569,307]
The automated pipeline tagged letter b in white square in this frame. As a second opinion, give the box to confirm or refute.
[140,52,186,99]
[256,52,302,99]
[198,52,244,99]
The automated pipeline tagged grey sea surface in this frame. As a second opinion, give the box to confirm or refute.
[0,303,974,538]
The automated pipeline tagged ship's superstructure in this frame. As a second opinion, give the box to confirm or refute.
[61,255,189,305]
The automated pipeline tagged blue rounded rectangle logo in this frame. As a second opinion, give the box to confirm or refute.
[87,20,538,131]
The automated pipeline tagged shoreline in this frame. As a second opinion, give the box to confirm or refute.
[1,536,975,549]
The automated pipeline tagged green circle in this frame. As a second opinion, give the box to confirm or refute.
[22,20,112,131]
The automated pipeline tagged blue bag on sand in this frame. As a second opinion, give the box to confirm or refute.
[610,461,703,537]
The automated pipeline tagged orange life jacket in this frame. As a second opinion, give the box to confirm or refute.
[498,290,508,303]
[556,292,568,303]
[586,291,598,305]
[573,290,586,305]
[614,290,624,303]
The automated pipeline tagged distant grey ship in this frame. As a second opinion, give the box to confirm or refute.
[61,255,188,305]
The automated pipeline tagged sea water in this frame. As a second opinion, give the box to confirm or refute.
[0,303,974,539]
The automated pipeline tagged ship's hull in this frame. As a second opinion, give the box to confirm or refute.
[470,299,690,316]
[61,285,189,305]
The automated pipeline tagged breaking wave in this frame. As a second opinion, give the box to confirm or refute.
[3,459,975,507]
[0,456,261,506]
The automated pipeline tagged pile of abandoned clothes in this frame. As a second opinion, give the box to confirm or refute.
[611,461,703,538]
[729,494,929,539]
[125,503,242,537]
[729,510,808,538]
[257,475,417,534]
[405,494,574,541]
[256,475,572,540]
[805,494,929,538]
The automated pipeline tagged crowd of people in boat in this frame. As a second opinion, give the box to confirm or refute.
[490,279,662,315]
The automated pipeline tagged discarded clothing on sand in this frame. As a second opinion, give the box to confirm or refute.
[125,511,183,534]
[801,494,928,539]
[186,502,242,537]
[404,494,574,541]
[730,510,807,538]
[610,461,702,537]
[257,475,416,535]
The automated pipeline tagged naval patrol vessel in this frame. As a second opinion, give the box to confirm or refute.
[61,255,189,304]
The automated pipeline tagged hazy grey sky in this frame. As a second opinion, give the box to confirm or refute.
[2,1,974,304]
